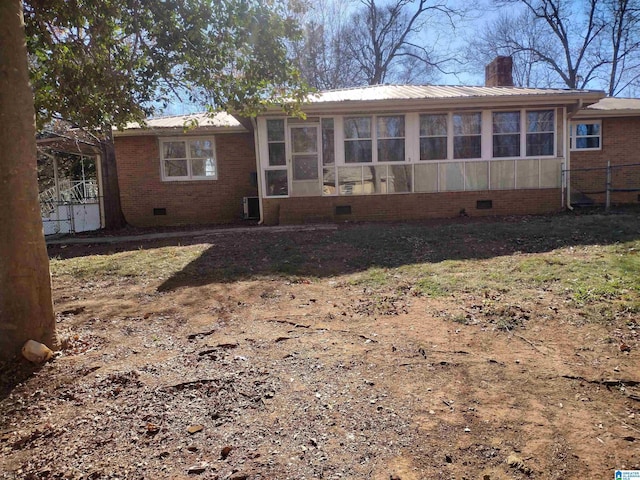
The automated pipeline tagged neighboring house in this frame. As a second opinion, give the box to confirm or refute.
[113,57,638,227]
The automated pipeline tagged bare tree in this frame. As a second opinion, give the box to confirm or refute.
[346,0,462,85]
[602,0,640,95]
[291,0,361,89]
[468,10,555,87]
[294,0,464,88]
[470,0,640,95]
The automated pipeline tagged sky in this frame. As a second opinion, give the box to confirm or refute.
[159,0,636,117]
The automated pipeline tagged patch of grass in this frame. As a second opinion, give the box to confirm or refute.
[50,244,208,280]
[348,268,392,288]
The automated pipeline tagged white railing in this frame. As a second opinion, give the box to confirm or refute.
[39,179,99,216]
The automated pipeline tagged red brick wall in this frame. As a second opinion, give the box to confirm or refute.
[262,189,562,225]
[114,133,257,227]
[571,117,640,205]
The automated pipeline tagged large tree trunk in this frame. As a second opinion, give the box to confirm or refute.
[0,0,57,359]
[99,131,126,230]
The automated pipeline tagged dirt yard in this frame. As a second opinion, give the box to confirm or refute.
[1,213,639,479]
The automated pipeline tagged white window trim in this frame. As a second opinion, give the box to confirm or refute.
[418,112,449,161]
[343,114,407,164]
[525,109,556,157]
[159,136,218,182]
[570,120,602,151]
[259,110,563,198]
[452,112,483,160]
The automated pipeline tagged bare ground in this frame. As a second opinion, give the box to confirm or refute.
[1,213,639,479]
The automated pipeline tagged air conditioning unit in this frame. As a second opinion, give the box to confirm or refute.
[243,196,260,220]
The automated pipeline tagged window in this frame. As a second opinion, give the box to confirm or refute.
[344,117,373,163]
[453,113,481,159]
[322,118,335,165]
[493,111,520,157]
[571,121,601,150]
[420,114,447,160]
[265,119,288,196]
[161,137,217,181]
[526,110,554,156]
[377,115,405,162]
[267,119,286,166]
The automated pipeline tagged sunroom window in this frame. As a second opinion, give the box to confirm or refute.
[161,137,217,181]
[419,114,447,160]
[526,110,554,156]
[453,113,481,159]
[377,115,405,162]
[492,111,520,157]
[571,121,601,150]
[265,119,288,196]
[344,117,373,163]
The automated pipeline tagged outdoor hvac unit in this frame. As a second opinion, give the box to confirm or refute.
[243,196,259,220]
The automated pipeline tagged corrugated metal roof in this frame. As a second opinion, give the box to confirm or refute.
[582,97,640,111]
[123,112,243,130]
[307,84,598,103]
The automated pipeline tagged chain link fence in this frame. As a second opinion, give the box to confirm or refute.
[563,162,640,209]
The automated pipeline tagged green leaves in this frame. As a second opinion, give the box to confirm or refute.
[24,0,310,131]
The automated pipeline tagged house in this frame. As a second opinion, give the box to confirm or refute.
[113,57,638,227]
[114,112,257,226]
[569,97,640,206]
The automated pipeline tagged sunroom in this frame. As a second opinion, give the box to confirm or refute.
[255,85,604,223]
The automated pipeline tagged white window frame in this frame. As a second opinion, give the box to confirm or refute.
[492,111,521,158]
[160,136,218,182]
[453,112,483,160]
[343,114,407,164]
[525,109,556,157]
[258,108,563,198]
[570,120,602,151]
[419,113,448,161]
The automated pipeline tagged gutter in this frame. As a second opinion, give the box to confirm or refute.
[258,92,606,117]
[251,118,264,225]
[564,99,585,211]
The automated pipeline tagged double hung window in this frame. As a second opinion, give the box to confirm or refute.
[571,121,601,150]
[453,113,482,159]
[492,111,520,157]
[265,119,288,196]
[161,137,217,181]
[526,110,554,156]
[419,114,447,160]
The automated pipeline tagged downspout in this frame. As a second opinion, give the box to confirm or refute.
[564,99,584,211]
[95,153,106,228]
[251,118,264,224]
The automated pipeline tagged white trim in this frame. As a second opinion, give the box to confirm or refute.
[257,108,565,199]
[159,136,218,182]
[569,119,602,151]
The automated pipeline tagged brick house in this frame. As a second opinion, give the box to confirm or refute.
[113,58,638,227]
[114,112,258,227]
[569,97,640,206]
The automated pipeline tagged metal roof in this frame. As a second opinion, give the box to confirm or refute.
[121,112,244,131]
[574,97,640,118]
[307,84,601,103]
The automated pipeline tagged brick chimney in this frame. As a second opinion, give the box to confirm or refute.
[485,56,514,87]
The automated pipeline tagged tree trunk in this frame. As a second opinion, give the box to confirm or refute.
[0,0,57,359]
[99,130,126,230]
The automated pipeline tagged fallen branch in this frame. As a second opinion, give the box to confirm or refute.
[159,379,220,391]
[187,329,216,340]
[512,333,546,354]
[265,319,310,328]
[562,375,640,387]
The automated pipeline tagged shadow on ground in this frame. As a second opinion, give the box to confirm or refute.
[47,212,640,292]
[0,360,44,402]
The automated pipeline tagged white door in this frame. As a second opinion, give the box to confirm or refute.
[289,125,321,196]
